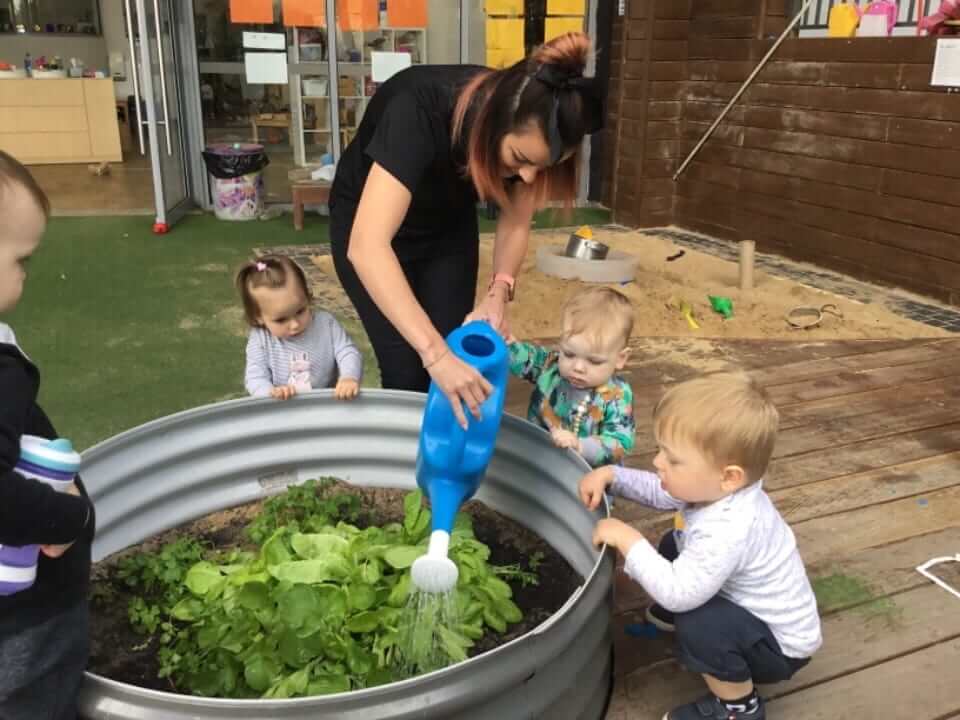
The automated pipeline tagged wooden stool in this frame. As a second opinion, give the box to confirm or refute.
[291,181,331,231]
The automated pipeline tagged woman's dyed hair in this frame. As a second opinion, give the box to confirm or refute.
[452,32,602,210]
[235,254,313,327]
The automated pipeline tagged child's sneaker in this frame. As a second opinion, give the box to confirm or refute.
[663,693,765,720]
[645,603,675,632]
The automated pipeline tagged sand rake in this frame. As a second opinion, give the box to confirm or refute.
[916,554,960,600]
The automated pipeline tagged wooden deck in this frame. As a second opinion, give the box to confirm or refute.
[506,336,960,720]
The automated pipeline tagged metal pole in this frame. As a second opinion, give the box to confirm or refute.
[325,0,341,160]
[672,0,817,182]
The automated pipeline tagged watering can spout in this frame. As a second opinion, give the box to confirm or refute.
[412,322,508,593]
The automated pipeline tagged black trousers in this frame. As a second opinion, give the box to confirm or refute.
[659,532,811,685]
[0,599,89,720]
[330,209,479,392]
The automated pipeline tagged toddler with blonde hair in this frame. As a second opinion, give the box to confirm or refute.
[509,285,635,466]
[580,372,821,720]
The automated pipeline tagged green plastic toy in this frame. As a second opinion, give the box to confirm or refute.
[708,295,734,319]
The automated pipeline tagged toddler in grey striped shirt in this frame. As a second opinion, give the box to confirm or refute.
[236,255,363,401]
[580,372,821,720]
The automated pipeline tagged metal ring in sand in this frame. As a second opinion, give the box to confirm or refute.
[785,303,844,330]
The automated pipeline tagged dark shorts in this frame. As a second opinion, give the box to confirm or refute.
[659,532,811,684]
[330,206,479,393]
[0,599,89,720]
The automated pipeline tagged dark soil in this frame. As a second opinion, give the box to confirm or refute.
[88,481,582,694]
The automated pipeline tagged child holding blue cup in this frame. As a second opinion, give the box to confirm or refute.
[0,151,96,720]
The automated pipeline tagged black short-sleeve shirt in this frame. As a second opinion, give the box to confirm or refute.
[329,64,485,259]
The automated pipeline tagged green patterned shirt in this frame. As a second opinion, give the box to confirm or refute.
[508,341,636,466]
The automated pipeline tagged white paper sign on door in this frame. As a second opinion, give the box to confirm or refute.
[244,52,288,84]
[371,51,412,83]
[931,38,960,87]
[243,32,286,50]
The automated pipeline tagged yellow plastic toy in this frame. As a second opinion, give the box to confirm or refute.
[828,0,861,37]
[679,300,700,330]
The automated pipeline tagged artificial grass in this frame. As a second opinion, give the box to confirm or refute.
[7,206,609,450]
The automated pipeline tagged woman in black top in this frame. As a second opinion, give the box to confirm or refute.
[330,32,602,427]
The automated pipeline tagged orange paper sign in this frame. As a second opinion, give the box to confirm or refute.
[230,0,274,23]
[338,0,379,30]
[387,0,427,28]
[283,0,326,27]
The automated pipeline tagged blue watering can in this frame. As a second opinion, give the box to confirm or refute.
[410,321,508,593]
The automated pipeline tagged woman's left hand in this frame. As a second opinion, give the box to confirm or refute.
[464,285,510,337]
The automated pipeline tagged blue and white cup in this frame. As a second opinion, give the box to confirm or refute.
[0,436,81,595]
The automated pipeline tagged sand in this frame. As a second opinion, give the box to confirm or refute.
[309,226,951,344]
[477,227,951,341]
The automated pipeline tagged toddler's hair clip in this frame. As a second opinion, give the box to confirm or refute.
[255,261,267,271]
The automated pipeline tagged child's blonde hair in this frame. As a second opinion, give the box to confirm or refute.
[235,254,313,327]
[561,286,634,349]
[654,372,779,484]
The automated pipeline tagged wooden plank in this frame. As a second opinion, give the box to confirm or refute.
[880,168,960,209]
[619,528,960,719]
[741,125,960,182]
[887,117,960,150]
[767,356,960,405]
[743,82,960,122]
[769,423,960,489]
[690,0,756,17]
[697,143,882,191]
[804,526,960,613]
[775,584,960,697]
[823,62,902,90]
[771,451,960,524]
[773,403,960,459]
[689,16,756,38]
[744,105,889,142]
[621,587,960,716]
[653,19,690,40]
[749,339,958,386]
[777,37,937,64]
[735,212,960,293]
[794,485,960,566]
[769,641,960,718]
[776,376,960,431]
[630,347,960,455]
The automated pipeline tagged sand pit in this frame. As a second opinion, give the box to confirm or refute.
[310,227,951,344]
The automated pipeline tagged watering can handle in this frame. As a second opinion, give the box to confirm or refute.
[440,321,507,464]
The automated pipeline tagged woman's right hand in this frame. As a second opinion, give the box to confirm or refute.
[426,350,493,429]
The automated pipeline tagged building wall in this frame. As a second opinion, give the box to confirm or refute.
[607,0,960,306]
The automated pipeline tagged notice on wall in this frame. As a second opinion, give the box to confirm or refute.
[547,0,584,14]
[242,32,286,50]
[931,38,960,87]
[387,0,427,28]
[486,46,524,69]
[545,15,583,41]
[283,0,326,28]
[339,0,378,30]
[486,0,524,13]
[371,51,412,83]
[486,18,524,50]
[244,52,289,84]
[230,0,273,24]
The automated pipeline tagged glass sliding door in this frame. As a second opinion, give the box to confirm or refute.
[130,0,193,230]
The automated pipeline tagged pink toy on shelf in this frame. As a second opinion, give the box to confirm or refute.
[919,0,960,34]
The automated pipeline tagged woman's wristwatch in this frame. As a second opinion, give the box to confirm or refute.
[487,273,516,302]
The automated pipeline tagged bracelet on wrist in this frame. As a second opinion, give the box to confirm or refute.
[423,346,449,370]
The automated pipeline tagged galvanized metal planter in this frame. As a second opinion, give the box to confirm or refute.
[79,390,613,720]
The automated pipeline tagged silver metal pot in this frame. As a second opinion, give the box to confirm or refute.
[79,390,614,720]
[564,234,610,261]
